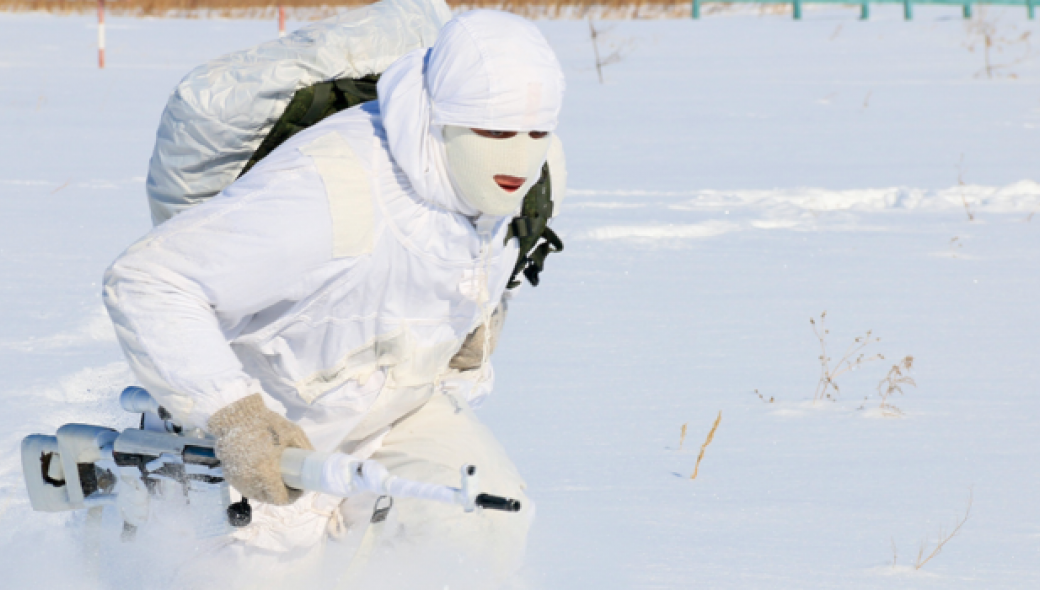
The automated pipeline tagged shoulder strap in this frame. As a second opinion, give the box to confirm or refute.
[505,163,563,289]
[238,74,381,179]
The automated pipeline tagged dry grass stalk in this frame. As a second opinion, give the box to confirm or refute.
[754,388,774,403]
[589,17,605,84]
[876,355,915,416]
[678,422,688,450]
[587,16,628,83]
[965,8,1034,80]
[689,411,721,480]
[914,488,973,570]
[50,179,70,194]
[811,311,883,404]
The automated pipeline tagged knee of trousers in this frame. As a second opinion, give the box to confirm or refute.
[369,391,533,571]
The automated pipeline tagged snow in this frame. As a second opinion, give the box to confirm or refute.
[1,7,1039,588]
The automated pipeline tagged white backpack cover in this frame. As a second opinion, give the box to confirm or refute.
[146,0,452,225]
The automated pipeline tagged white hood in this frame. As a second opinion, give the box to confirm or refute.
[377,10,565,216]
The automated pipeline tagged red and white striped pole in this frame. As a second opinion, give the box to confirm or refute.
[97,0,105,69]
[278,5,286,37]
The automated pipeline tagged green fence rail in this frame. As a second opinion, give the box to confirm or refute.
[691,0,1037,20]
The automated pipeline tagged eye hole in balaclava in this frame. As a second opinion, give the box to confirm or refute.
[442,126,552,217]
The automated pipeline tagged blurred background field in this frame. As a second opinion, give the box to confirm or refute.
[0,0,694,19]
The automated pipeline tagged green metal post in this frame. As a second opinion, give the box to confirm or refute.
[903,0,912,20]
[962,2,971,18]
[860,1,869,19]
[793,0,802,20]
[1028,0,1035,20]
[692,0,700,19]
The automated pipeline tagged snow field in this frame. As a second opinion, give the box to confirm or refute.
[0,8,1038,588]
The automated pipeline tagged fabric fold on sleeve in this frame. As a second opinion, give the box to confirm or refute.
[104,165,339,429]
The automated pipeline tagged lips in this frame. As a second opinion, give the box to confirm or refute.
[493,175,525,192]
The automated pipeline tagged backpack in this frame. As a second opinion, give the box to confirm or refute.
[146,0,561,289]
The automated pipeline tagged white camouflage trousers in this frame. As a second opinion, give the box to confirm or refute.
[173,389,532,590]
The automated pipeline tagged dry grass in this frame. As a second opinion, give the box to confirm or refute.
[875,355,915,416]
[965,7,1034,79]
[2,0,362,18]
[811,311,884,404]
[587,16,633,81]
[689,411,721,480]
[913,488,973,570]
[0,0,697,19]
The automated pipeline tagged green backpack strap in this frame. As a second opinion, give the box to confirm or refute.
[238,74,381,179]
[505,163,564,289]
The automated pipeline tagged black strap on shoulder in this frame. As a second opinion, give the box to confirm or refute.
[506,163,564,289]
[298,81,334,127]
[238,74,381,179]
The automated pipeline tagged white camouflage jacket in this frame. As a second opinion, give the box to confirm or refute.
[104,10,566,452]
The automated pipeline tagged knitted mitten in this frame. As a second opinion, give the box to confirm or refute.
[208,393,314,505]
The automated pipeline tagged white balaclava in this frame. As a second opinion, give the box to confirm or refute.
[441,126,550,216]
[378,10,565,218]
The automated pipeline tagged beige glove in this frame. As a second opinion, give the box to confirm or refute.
[208,393,314,505]
[450,302,508,371]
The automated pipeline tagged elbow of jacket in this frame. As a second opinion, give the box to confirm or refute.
[102,253,153,319]
[102,258,133,324]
